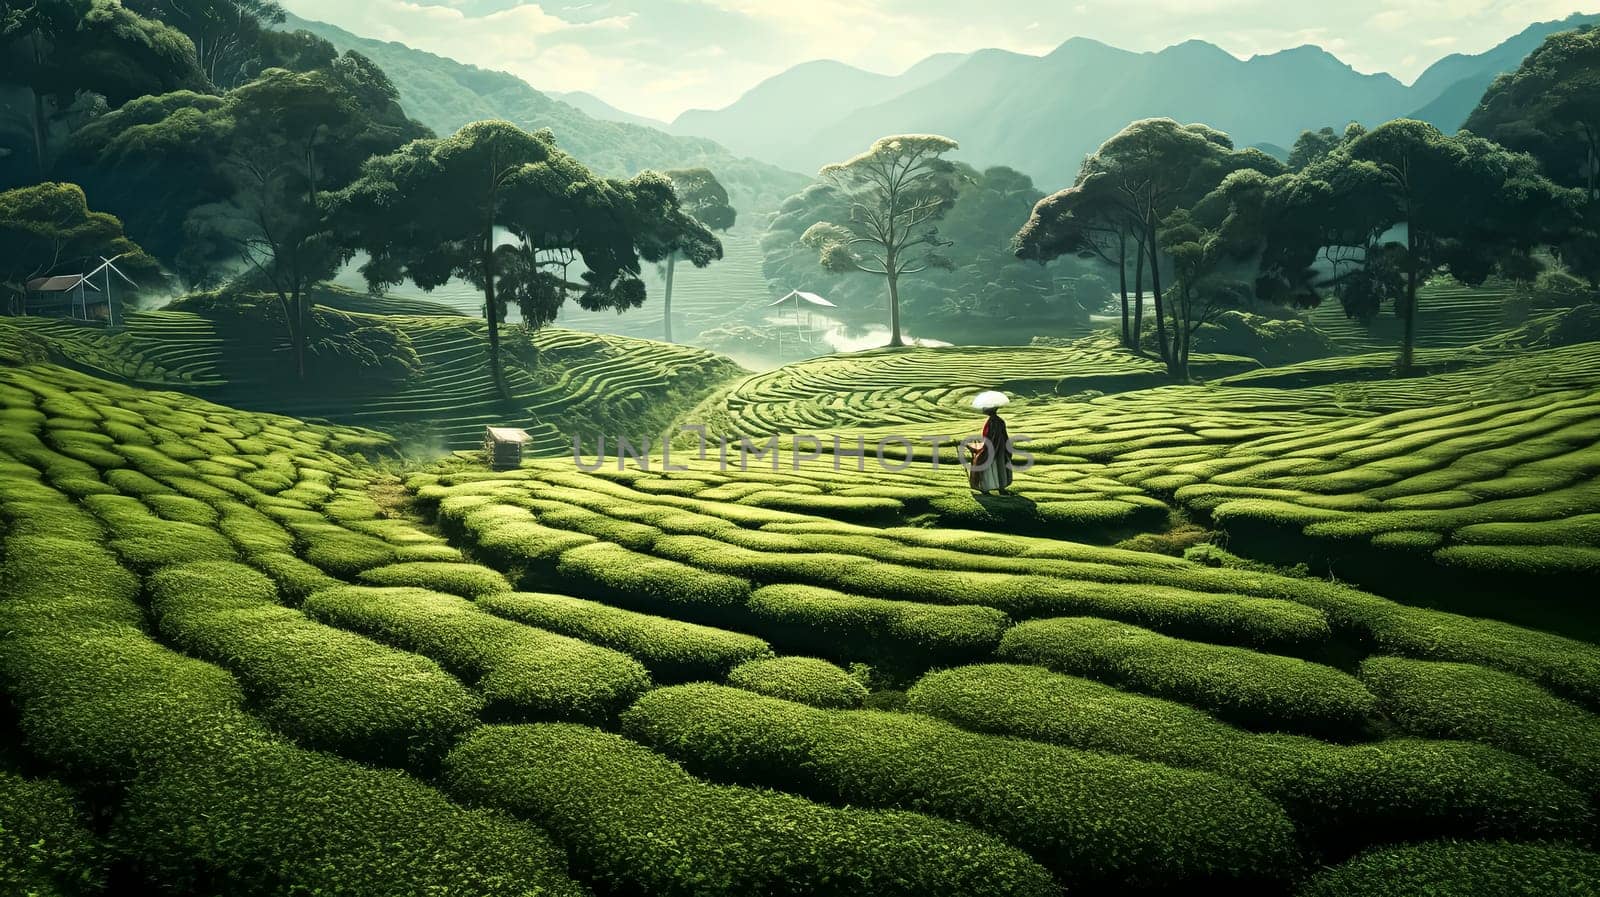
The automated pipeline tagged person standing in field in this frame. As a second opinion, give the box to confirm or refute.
[967,391,1013,495]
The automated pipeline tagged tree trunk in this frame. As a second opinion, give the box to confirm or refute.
[886,270,905,348]
[484,226,507,398]
[31,88,48,176]
[1401,264,1418,370]
[1147,217,1171,369]
[663,253,676,343]
[1116,228,1130,348]
[1132,238,1145,354]
[293,288,306,381]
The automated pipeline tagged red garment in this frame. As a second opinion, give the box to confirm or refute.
[978,413,1013,489]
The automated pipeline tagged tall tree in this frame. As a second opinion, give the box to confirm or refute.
[1467,26,1600,203]
[334,121,718,397]
[659,167,734,343]
[0,0,204,177]
[124,0,286,89]
[1466,26,1600,285]
[800,135,961,348]
[1020,119,1281,373]
[0,181,160,314]
[1341,120,1576,367]
[1014,175,1139,347]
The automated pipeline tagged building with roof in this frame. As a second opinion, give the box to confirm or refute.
[23,274,107,321]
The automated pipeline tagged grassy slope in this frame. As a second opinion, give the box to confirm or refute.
[0,307,744,455]
[2,353,1596,895]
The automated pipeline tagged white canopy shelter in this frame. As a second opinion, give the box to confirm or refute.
[768,290,839,356]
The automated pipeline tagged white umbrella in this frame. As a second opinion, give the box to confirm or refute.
[972,390,1010,411]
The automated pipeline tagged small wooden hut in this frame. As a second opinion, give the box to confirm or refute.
[23,274,106,321]
[484,426,533,470]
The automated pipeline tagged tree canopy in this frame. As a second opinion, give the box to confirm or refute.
[1017,118,1284,373]
[334,120,719,392]
[0,0,206,180]
[657,167,734,342]
[0,181,160,312]
[800,134,961,347]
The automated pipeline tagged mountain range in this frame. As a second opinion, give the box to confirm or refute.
[665,12,1600,187]
[280,14,808,215]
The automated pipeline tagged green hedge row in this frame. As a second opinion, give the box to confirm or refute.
[0,522,585,897]
[147,562,481,765]
[303,585,650,722]
[727,656,867,708]
[355,561,511,597]
[999,617,1375,736]
[479,590,771,683]
[907,664,1591,853]
[553,542,752,621]
[1242,566,1600,709]
[0,768,106,897]
[621,683,1300,891]
[1298,840,1600,897]
[746,584,1009,667]
[443,723,1059,897]
[85,493,237,571]
[1360,656,1600,796]
[115,731,586,897]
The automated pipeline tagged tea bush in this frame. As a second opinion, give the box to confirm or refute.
[303,585,650,722]
[443,723,1059,897]
[727,656,867,708]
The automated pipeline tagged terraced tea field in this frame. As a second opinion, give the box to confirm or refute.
[0,311,741,454]
[1302,280,1524,353]
[4,303,1600,895]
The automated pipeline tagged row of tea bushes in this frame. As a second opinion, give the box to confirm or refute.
[145,562,482,766]
[0,470,589,897]
[303,585,652,722]
[621,683,1301,891]
[1360,656,1600,798]
[1299,840,1600,897]
[998,617,1377,736]
[421,465,1600,706]
[906,664,1591,855]
[442,723,1060,897]
[479,590,773,683]
[726,656,866,709]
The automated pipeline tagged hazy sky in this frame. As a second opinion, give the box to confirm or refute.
[280,0,1598,121]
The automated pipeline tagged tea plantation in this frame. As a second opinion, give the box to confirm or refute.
[3,310,1600,895]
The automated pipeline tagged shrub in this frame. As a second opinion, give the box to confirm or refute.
[0,626,249,782]
[1299,840,1600,897]
[907,664,1591,853]
[292,523,398,577]
[747,584,1009,667]
[998,617,1375,736]
[247,551,343,603]
[1361,656,1600,795]
[356,561,511,598]
[217,502,296,554]
[443,723,1059,897]
[115,730,585,897]
[479,591,771,683]
[554,542,751,620]
[303,586,650,722]
[0,533,140,610]
[621,684,1300,891]
[0,769,106,897]
[727,656,867,708]
[833,564,1331,652]
[146,563,481,765]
